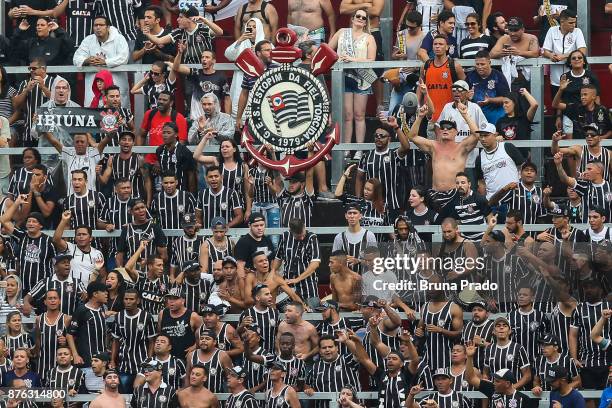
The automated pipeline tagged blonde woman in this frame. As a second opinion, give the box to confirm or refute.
[328,9,377,160]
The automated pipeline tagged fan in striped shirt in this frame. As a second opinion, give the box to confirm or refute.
[461,302,495,371]
[156,123,197,192]
[265,362,301,408]
[14,59,53,146]
[151,171,196,230]
[100,178,136,259]
[508,285,550,365]
[110,289,157,393]
[175,260,213,315]
[237,323,275,391]
[555,153,612,222]
[226,366,260,408]
[63,170,107,231]
[265,332,306,390]
[46,346,86,394]
[240,284,280,354]
[97,0,142,41]
[332,205,378,274]
[134,336,186,390]
[195,166,244,229]
[272,218,321,306]
[277,171,315,227]
[409,369,472,408]
[130,359,179,408]
[125,250,171,315]
[532,334,580,395]
[199,304,243,358]
[201,217,235,274]
[482,316,532,390]
[316,301,361,356]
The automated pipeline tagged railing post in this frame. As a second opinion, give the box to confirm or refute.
[331,66,345,187]
[530,61,545,182]
[0,1,4,36]
[577,0,591,52]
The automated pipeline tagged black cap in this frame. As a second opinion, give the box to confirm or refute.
[268,361,286,371]
[287,172,305,183]
[181,213,196,228]
[438,119,457,129]
[489,230,506,243]
[468,301,488,311]
[141,359,163,371]
[583,123,600,134]
[544,366,568,382]
[432,368,451,379]
[222,256,238,267]
[210,217,227,228]
[164,286,183,298]
[344,203,363,213]
[248,212,266,225]
[521,161,538,172]
[26,212,45,226]
[180,5,199,18]
[226,366,247,379]
[119,130,136,140]
[87,281,108,297]
[494,369,516,383]
[507,17,524,31]
[54,253,73,264]
[199,328,217,339]
[247,322,261,335]
[359,295,381,308]
[550,204,569,218]
[538,333,560,347]
[182,260,200,273]
[92,352,110,362]
[104,368,119,378]
[315,300,339,312]
[200,304,222,315]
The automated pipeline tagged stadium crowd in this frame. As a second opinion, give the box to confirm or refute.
[0,0,609,407]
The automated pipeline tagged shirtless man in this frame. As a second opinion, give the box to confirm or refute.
[405,103,478,192]
[234,0,279,40]
[490,17,540,59]
[217,258,249,313]
[178,365,219,408]
[245,251,309,310]
[90,370,126,408]
[329,250,362,311]
[276,302,319,360]
[288,0,336,45]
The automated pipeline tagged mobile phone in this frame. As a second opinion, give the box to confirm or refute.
[246,27,253,33]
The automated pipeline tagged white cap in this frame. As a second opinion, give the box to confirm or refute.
[477,123,497,134]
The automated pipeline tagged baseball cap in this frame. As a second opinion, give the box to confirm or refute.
[538,333,560,347]
[544,366,568,382]
[402,92,418,111]
[199,328,217,339]
[182,260,200,273]
[287,172,305,183]
[226,366,247,378]
[477,123,497,134]
[550,205,570,218]
[494,368,516,383]
[248,212,266,225]
[180,5,199,18]
[201,304,222,316]
[210,217,227,228]
[507,17,524,31]
[432,368,451,379]
[521,161,538,172]
[437,119,457,129]
[222,256,238,267]
[344,203,363,213]
[452,80,469,91]
[119,130,136,140]
[165,286,183,299]
[583,123,599,134]
[489,230,506,243]
[103,368,119,378]
[315,300,339,312]
[54,253,73,264]
[268,361,285,371]
[141,359,163,371]
[494,316,510,327]
[181,213,196,228]
[359,295,381,308]
[92,352,110,362]
[26,212,45,226]
[468,301,488,311]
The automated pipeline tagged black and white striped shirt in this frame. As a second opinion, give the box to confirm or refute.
[508,308,550,365]
[266,355,305,389]
[316,318,357,356]
[483,253,528,313]
[573,179,612,222]
[188,349,226,392]
[240,306,279,354]
[462,319,495,370]
[332,229,377,274]
[451,367,474,392]
[117,220,167,263]
[28,274,86,316]
[196,186,242,229]
[46,365,85,393]
[499,182,546,224]
[17,75,54,143]
[374,366,413,408]
[226,390,259,408]
[249,167,276,204]
[96,0,141,41]
[364,327,401,376]
[483,341,530,382]
[64,190,105,230]
[549,303,575,353]
[421,302,454,371]
[67,304,107,367]
[170,24,215,64]
[220,162,246,207]
[61,147,102,194]
[35,312,67,383]
[274,231,320,301]
[11,229,56,294]
[65,0,101,47]
[151,190,196,230]
[535,352,579,391]
[136,272,171,315]
[130,382,179,408]
[139,356,186,390]
[3,334,33,360]
[459,34,495,59]
[143,78,176,109]
[111,309,157,375]
[111,154,145,199]
[307,354,361,408]
[358,148,409,210]
[156,143,195,191]
[578,145,610,180]
[101,195,133,257]
[170,235,203,270]
[436,189,490,240]
[265,385,292,408]
[8,167,54,199]
[243,346,274,389]
[570,301,611,367]
[416,391,471,408]
[277,190,315,227]
[181,276,213,314]
[202,237,234,273]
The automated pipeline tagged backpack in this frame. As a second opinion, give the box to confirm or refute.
[143,108,178,133]
[423,56,459,83]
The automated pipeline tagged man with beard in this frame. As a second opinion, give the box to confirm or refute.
[569,279,611,405]
[158,286,202,362]
[490,17,540,60]
[407,368,472,408]
[276,171,315,228]
[508,284,550,364]
[132,6,175,64]
[99,85,135,145]
[501,210,535,251]
[436,173,491,241]
[480,224,529,312]
[134,335,186,389]
[532,334,580,396]
[245,252,308,310]
[226,366,259,408]
[198,304,243,358]
[215,257,248,312]
[151,172,195,232]
[462,301,495,370]
[174,260,212,314]
[188,93,234,144]
[415,274,464,371]
[46,346,85,395]
[315,300,356,356]
[465,343,538,408]
[90,370,125,408]
[329,250,362,311]
[265,362,300,408]
[240,284,279,354]
[547,366,586,408]
[186,329,232,392]
[177,364,219,408]
[437,218,480,284]
[276,302,319,361]
[489,162,546,228]
[486,12,507,42]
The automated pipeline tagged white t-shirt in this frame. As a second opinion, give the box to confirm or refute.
[438,101,487,168]
[479,142,520,199]
[61,146,101,195]
[65,241,103,284]
[543,26,586,86]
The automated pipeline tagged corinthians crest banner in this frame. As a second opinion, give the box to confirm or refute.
[35,107,124,134]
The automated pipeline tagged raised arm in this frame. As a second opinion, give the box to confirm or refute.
[465,342,482,388]
[407,106,435,154]
[52,211,71,252]
[553,152,576,187]
[40,131,63,153]
[456,102,479,152]
[550,130,581,156]
[519,88,539,122]
[590,310,611,345]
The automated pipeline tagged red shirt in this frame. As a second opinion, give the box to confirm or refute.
[141,109,188,164]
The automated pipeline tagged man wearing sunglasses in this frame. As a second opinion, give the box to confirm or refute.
[551,126,611,180]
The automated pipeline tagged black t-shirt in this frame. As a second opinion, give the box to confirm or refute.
[496,114,531,141]
[477,380,538,408]
[188,69,230,106]
[564,103,611,136]
[8,0,56,37]
[235,233,275,270]
[561,70,601,105]
[134,27,176,64]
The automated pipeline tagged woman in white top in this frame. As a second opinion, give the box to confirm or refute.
[224,18,265,119]
[328,9,377,160]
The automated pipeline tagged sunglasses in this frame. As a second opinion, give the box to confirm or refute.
[585,133,598,137]
[150,71,162,76]
[440,124,455,130]
[452,87,466,92]
[142,367,156,373]
[374,132,389,139]
[354,14,368,20]
[28,66,41,71]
